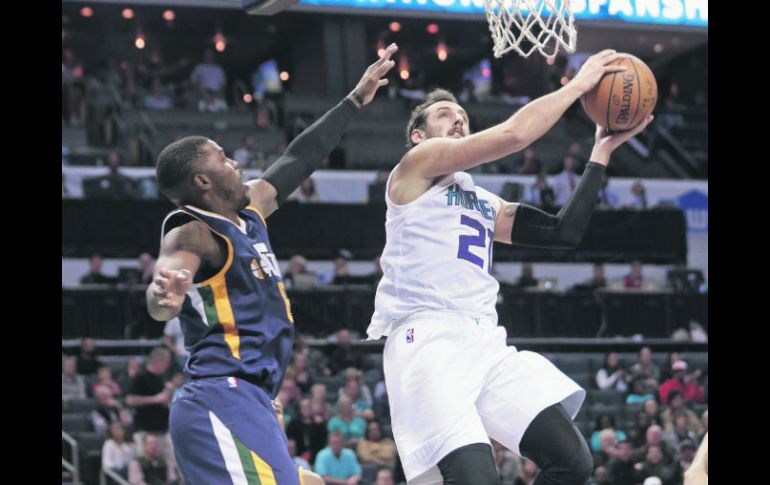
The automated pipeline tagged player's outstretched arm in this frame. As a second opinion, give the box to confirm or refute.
[146,221,213,322]
[246,43,399,219]
[494,116,653,247]
[402,50,627,179]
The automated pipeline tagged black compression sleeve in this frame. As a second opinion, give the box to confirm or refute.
[510,161,605,248]
[261,98,359,205]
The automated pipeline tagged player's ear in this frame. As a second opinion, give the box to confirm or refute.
[410,128,426,145]
[193,173,211,190]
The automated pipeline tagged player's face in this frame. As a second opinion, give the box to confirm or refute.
[198,141,251,210]
[421,101,470,141]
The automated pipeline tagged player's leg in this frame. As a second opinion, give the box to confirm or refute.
[519,403,593,485]
[170,392,250,484]
[170,377,303,485]
[436,443,498,485]
[476,349,589,485]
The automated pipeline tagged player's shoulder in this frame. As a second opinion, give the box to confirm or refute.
[162,218,217,253]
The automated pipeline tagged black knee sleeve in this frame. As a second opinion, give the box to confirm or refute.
[520,403,593,485]
[437,443,498,485]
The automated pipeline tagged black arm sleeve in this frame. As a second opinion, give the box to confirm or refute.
[261,98,359,205]
[510,161,605,248]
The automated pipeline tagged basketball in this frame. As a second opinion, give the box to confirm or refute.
[580,54,658,132]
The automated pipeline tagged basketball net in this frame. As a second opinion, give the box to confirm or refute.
[485,0,577,59]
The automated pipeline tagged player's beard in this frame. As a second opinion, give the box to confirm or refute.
[238,192,251,210]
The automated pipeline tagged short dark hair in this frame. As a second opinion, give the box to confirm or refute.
[156,136,210,204]
[668,390,684,402]
[405,88,459,149]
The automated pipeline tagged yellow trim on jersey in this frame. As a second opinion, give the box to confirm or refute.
[245,205,267,227]
[175,209,235,288]
[277,281,294,323]
[249,450,277,485]
[211,278,241,360]
[297,466,305,485]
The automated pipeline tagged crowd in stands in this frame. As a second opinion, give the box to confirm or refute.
[75,248,708,304]
[64,330,707,485]
[584,348,707,485]
[63,37,703,175]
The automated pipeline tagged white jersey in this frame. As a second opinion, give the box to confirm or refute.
[367,171,502,339]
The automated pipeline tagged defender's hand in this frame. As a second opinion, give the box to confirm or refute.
[348,43,398,107]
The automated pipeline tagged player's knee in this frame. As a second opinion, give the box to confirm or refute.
[560,436,592,485]
[301,469,324,485]
[437,443,498,485]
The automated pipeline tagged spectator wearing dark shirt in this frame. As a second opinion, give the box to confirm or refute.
[331,249,355,285]
[126,347,173,456]
[104,152,138,198]
[80,254,116,284]
[128,433,177,485]
[523,172,556,211]
[92,384,133,436]
[368,170,389,203]
[582,263,607,291]
[76,337,104,376]
[514,262,538,288]
[634,444,675,485]
[605,440,636,485]
[286,398,328,463]
[326,329,364,376]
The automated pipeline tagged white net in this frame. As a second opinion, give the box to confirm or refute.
[485,0,577,59]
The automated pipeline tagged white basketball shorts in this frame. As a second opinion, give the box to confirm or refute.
[382,310,585,484]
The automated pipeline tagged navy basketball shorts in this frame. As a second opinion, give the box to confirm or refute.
[170,376,303,485]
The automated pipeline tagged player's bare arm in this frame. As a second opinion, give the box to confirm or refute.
[493,117,653,246]
[146,220,222,321]
[397,49,627,186]
[245,43,399,219]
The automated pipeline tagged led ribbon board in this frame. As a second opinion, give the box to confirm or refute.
[296,0,708,27]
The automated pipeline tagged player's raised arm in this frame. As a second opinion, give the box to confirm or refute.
[245,43,399,218]
[494,117,653,247]
[146,221,213,321]
[400,49,627,179]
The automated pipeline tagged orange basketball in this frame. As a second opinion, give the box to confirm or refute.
[580,54,658,132]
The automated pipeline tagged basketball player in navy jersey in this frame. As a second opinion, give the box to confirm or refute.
[368,49,653,485]
[145,44,398,485]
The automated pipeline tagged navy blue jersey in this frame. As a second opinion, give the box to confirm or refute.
[161,204,294,398]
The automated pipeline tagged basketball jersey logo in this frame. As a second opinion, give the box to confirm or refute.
[406,328,415,343]
[250,243,280,280]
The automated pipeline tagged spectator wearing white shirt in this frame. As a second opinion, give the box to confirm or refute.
[552,155,580,206]
[595,352,629,393]
[102,421,136,480]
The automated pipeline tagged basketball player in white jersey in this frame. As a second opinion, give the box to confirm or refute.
[368,49,653,485]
